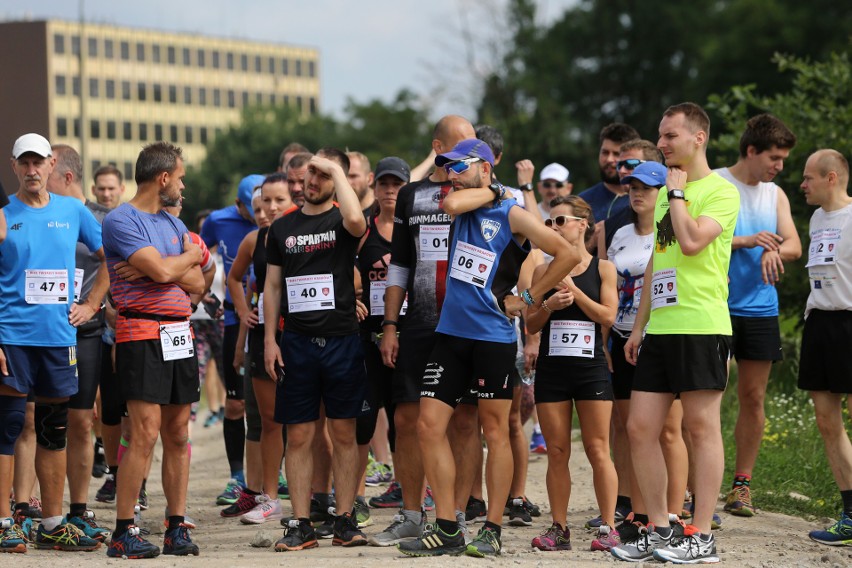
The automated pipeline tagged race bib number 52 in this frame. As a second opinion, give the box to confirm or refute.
[651,268,678,310]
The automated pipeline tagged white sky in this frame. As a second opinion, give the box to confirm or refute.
[1,0,575,118]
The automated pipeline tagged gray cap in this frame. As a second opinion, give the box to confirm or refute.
[374,157,411,183]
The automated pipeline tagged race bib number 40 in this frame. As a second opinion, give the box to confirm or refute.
[286,274,335,313]
[449,241,495,288]
[25,269,70,304]
[419,225,450,261]
[807,228,841,267]
[651,268,678,310]
[160,321,193,361]
[548,320,595,358]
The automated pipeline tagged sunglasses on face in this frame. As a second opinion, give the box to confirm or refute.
[541,181,566,189]
[544,215,583,227]
[443,157,480,175]
[617,159,646,170]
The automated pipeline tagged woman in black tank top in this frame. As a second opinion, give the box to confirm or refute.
[524,196,621,551]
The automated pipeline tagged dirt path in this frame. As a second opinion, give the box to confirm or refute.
[11,419,850,567]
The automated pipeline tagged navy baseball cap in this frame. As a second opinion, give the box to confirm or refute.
[237,174,265,217]
[620,161,668,188]
[374,156,411,182]
[435,138,495,167]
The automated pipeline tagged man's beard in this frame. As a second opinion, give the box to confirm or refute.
[600,167,620,185]
[304,190,332,206]
[160,189,181,207]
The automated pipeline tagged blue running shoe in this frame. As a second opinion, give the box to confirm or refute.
[66,510,111,543]
[107,526,160,558]
[0,517,27,554]
[33,521,101,551]
[529,430,547,454]
[163,524,199,556]
[216,478,244,505]
[809,512,852,546]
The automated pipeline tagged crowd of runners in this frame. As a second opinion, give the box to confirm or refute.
[0,101,850,563]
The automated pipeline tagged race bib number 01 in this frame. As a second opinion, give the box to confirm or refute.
[419,225,450,261]
[651,268,678,310]
[73,268,84,301]
[807,228,841,267]
[286,274,335,313]
[449,241,496,288]
[25,269,70,304]
[369,281,408,316]
[548,320,595,358]
[160,321,193,361]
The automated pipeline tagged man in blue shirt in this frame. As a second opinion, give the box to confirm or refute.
[0,133,106,553]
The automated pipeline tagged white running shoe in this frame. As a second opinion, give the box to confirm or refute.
[240,495,284,525]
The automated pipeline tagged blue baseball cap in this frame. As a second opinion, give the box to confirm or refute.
[620,161,668,188]
[434,138,495,167]
[237,174,265,217]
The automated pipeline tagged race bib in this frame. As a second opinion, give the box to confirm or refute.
[651,268,678,310]
[369,281,408,316]
[25,269,70,304]
[633,276,644,309]
[449,241,495,288]
[419,225,450,261]
[286,274,335,313]
[807,228,841,267]
[159,321,193,361]
[257,293,265,325]
[73,268,84,301]
[548,320,595,358]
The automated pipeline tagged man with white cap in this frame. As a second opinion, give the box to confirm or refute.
[0,133,106,553]
[534,163,573,220]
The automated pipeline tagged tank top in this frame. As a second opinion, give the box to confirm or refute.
[357,216,395,334]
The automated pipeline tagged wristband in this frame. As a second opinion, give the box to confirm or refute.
[381,319,399,328]
[489,183,506,201]
[541,298,552,313]
[190,303,198,312]
[519,182,534,192]
[521,288,535,306]
[667,189,685,200]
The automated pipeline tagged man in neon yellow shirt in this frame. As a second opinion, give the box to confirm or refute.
[612,103,739,564]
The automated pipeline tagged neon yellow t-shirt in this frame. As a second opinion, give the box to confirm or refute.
[646,172,739,335]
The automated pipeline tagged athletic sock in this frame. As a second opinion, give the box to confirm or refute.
[633,513,649,525]
[732,473,751,488]
[69,502,87,518]
[114,518,133,538]
[436,517,458,535]
[41,515,62,531]
[532,423,542,435]
[167,515,184,530]
[223,417,246,476]
[653,525,672,539]
[616,495,632,510]
[402,509,422,524]
[841,490,852,516]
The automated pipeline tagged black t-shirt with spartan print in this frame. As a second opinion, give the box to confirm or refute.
[266,206,360,337]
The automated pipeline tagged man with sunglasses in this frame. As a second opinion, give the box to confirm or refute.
[398,138,578,558]
[578,123,640,227]
[534,163,573,220]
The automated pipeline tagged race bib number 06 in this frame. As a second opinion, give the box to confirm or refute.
[651,268,678,310]
[286,274,335,313]
[449,241,495,288]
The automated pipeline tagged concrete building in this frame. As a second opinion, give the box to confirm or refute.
[0,19,320,195]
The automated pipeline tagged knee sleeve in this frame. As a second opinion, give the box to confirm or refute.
[0,396,26,454]
[34,401,69,451]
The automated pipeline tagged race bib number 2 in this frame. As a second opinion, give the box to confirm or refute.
[25,269,70,304]
[160,321,193,361]
[651,268,678,310]
[286,274,335,313]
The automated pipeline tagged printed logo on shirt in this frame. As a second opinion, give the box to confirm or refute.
[481,219,501,242]
[284,230,336,253]
[10,223,22,231]
[47,221,70,229]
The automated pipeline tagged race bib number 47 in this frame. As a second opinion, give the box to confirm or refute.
[25,269,70,304]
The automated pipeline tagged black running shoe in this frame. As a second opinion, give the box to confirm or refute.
[397,524,466,557]
[332,512,367,547]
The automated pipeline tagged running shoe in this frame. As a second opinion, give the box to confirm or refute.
[95,475,116,504]
[610,525,670,562]
[275,519,319,552]
[529,429,547,454]
[681,496,723,529]
[503,496,541,517]
[106,526,160,559]
[65,510,111,542]
[586,502,631,529]
[32,521,101,551]
[809,511,852,546]
[508,497,532,526]
[369,481,403,509]
[203,411,220,428]
[137,488,149,511]
[0,517,27,554]
[465,496,487,522]
[615,513,643,544]
[92,440,109,478]
[591,524,620,551]
[653,526,720,563]
[16,498,42,520]
[163,523,199,556]
[215,478,244,505]
[368,511,426,546]
[310,495,336,523]
[423,486,435,511]
[531,522,571,551]
[332,512,367,547]
[240,495,284,525]
[221,489,259,517]
[465,525,501,557]
[397,523,465,557]
[354,498,372,528]
[724,485,756,517]
[366,462,393,486]
[315,519,334,539]
[278,472,289,499]
[12,512,33,541]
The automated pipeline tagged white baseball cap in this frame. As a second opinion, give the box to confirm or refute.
[540,162,569,182]
[12,133,52,159]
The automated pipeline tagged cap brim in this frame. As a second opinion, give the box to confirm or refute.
[621,174,663,187]
[375,170,409,182]
[434,151,475,167]
[13,148,51,159]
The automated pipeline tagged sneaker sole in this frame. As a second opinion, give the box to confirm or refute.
[163,546,200,556]
[95,496,115,504]
[33,541,101,552]
[533,543,572,551]
[809,535,852,546]
[653,550,720,563]
[0,543,28,553]
[107,548,160,559]
[508,517,532,527]
[240,513,284,525]
[724,506,755,518]
[464,545,500,558]
[356,518,373,529]
[368,535,416,547]
[610,548,653,562]
[275,540,319,552]
[398,545,465,557]
[333,536,367,546]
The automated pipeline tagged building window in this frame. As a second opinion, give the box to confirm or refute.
[154,124,163,140]
[88,37,98,57]
[183,86,192,105]
[241,91,249,107]
[89,78,99,98]
[90,120,100,139]
[270,93,276,105]
[255,92,263,105]
[137,83,147,101]
[284,95,290,106]
[213,89,221,107]
[182,47,191,66]
[309,97,317,115]
[57,117,68,137]
[73,118,80,137]
[254,55,261,72]
[185,126,193,144]
[199,127,208,145]
[308,61,316,78]
[72,76,81,97]
[197,49,206,67]
[139,123,148,141]
[124,162,133,182]
[295,60,302,77]
[282,58,289,76]
[169,85,177,103]
[152,45,161,63]
[212,51,220,69]
[91,160,101,175]
[120,41,129,60]
[240,54,248,71]
[296,96,303,111]
[122,81,131,100]
[268,56,275,74]
[136,42,145,62]
[107,121,116,140]
[104,39,113,58]
[227,90,235,108]
[54,34,65,54]
[167,46,176,64]
[55,75,67,96]
[227,52,234,70]
[153,84,162,102]
[71,35,80,56]
[170,125,178,142]
[199,88,207,106]
[105,79,115,99]
[123,121,132,140]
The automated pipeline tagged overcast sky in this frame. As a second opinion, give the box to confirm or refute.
[2,0,575,118]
